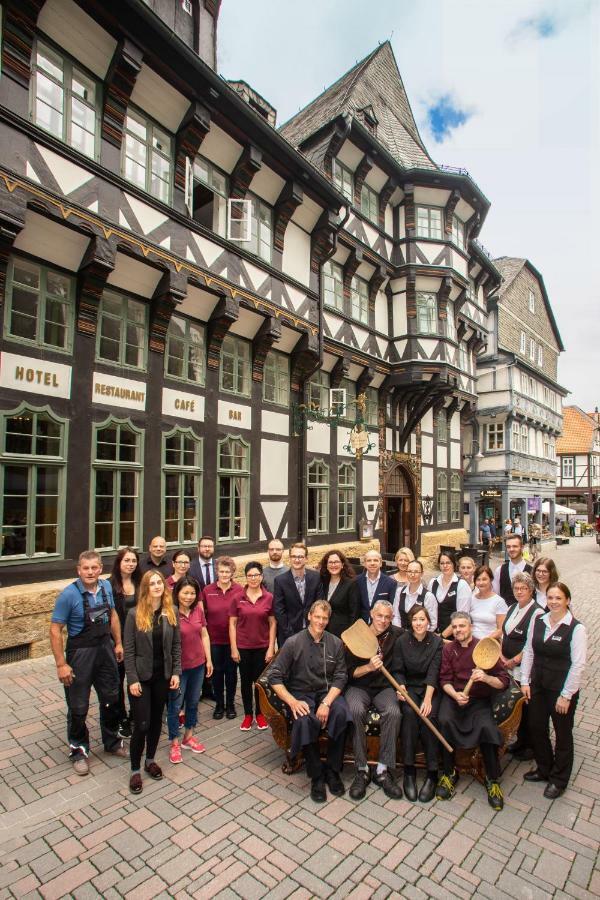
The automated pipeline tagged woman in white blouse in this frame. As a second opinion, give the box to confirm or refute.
[469,565,507,640]
[393,560,437,631]
[427,551,472,638]
[521,582,587,799]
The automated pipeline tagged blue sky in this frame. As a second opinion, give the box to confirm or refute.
[218,0,599,412]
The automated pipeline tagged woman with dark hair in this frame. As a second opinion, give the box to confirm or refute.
[166,549,191,591]
[124,571,180,794]
[110,547,141,738]
[395,605,443,802]
[521,582,587,799]
[229,561,276,731]
[167,577,212,763]
[531,557,559,609]
[318,549,360,638]
[469,565,507,640]
[427,551,472,638]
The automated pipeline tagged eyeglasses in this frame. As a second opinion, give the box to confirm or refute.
[290,555,306,560]
[247,573,262,578]
[535,568,549,573]
[175,560,190,566]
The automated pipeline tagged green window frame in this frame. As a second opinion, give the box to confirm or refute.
[122,106,172,204]
[437,409,448,444]
[263,350,289,406]
[191,154,228,236]
[31,39,100,159]
[360,183,379,223]
[333,158,353,203]
[307,370,330,412]
[436,471,448,523]
[364,387,379,427]
[4,257,74,352]
[337,463,356,532]
[451,215,465,250]
[165,315,205,385]
[307,458,329,534]
[335,378,356,420]
[0,404,67,562]
[162,427,203,546]
[323,260,344,312]
[91,417,143,551]
[96,290,147,370]
[219,334,251,397]
[217,435,250,542]
[350,275,369,324]
[416,292,437,333]
[450,473,461,522]
[416,206,443,239]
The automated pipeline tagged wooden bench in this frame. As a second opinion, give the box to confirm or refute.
[257,670,524,784]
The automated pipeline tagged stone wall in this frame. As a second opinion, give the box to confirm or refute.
[497,265,560,381]
[419,528,469,566]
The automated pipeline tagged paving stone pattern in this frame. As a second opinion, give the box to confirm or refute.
[0,539,598,899]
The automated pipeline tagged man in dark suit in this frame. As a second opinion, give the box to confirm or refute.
[357,550,398,623]
[273,543,322,646]
[189,535,216,590]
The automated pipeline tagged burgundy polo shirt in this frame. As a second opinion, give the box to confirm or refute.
[202,582,244,645]
[229,587,274,649]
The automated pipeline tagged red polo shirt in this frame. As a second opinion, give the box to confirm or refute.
[229,587,274,649]
[202,582,244,645]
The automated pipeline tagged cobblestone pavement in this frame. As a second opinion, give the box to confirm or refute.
[0,539,598,900]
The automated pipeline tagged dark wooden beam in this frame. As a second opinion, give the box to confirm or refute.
[273,181,303,253]
[76,235,116,336]
[206,295,239,369]
[174,101,211,193]
[1,0,45,88]
[290,330,319,393]
[230,145,262,200]
[252,314,281,382]
[102,39,143,149]
[149,268,188,354]
[352,154,374,207]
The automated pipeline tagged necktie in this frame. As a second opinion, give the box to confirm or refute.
[204,563,211,585]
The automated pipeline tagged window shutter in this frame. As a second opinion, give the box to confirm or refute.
[227,199,252,241]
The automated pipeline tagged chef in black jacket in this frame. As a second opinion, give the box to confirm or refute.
[395,605,443,802]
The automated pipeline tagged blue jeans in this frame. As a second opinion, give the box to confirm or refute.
[167,664,205,740]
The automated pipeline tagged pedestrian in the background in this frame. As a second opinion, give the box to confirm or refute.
[480,518,492,551]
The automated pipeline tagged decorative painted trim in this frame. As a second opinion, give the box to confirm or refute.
[1,0,45,88]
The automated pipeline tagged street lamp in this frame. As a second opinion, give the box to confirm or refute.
[420,494,434,525]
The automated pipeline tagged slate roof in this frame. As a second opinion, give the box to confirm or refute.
[279,42,436,171]
[493,256,565,351]
[556,406,599,455]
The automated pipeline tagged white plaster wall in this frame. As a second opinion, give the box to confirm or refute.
[282,221,310,287]
[450,443,461,469]
[422,465,434,495]
[362,460,379,497]
[437,445,448,468]
[260,440,288,495]
[421,434,434,465]
[307,422,331,454]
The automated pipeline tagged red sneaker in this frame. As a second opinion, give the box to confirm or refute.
[255,713,269,730]
[169,740,182,764]
[181,736,206,754]
[240,715,253,731]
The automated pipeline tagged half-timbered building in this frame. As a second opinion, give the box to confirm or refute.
[556,406,600,522]
[0,1,499,591]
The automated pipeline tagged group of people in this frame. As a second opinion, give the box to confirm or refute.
[49,532,586,808]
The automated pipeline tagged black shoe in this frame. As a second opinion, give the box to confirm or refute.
[524,769,548,783]
[310,777,327,803]
[225,705,237,720]
[118,719,132,739]
[213,705,225,720]
[374,770,402,800]
[403,773,418,802]
[543,783,564,800]
[436,770,459,801]
[349,769,370,800]
[485,778,504,811]
[418,776,437,803]
[324,769,345,797]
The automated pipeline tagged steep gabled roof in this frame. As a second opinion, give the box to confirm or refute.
[493,256,564,352]
[279,42,436,171]
[556,406,598,455]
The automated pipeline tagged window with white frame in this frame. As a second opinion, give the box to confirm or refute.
[96,291,147,370]
[187,155,228,236]
[32,41,99,159]
[543,434,550,459]
[512,421,521,453]
[263,351,289,406]
[561,457,573,479]
[217,436,250,541]
[219,335,251,397]
[360,183,378,223]
[451,216,465,250]
[350,275,369,324]
[437,471,448,523]
[333,158,353,203]
[437,409,448,443]
[1,406,66,560]
[486,422,504,450]
[550,436,556,460]
[416,292,437,333]
[92,419,143,550]
[416,206,442,239]
[336,379,356,419]
[238,193,272,263]
[323,260,344,311]
[308,370,330,412]
[529,338,536,361]
[450,473,461,522]
[5,258,74,352]
[165,315,205,384]
[307,459,329,533]
[459,341,469,372]
[445,301,456,340]
[163,428,202,545]
[123,108,171,204]
[520,331,526,354]
[528,290,535,313]
[520,423,529,454]
[537,344,544,367]
[337,463,356,531]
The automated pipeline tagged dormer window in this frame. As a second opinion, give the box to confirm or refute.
[357,105,378,135]
[333,159,353,203]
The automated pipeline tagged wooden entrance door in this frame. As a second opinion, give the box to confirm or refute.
[383,465,415,554]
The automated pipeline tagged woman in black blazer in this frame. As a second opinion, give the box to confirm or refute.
[318,549,360,638]
[124,571,181,794]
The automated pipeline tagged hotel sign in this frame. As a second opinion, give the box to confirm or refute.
[162,387,205,421]
[92,372,146,411]
[0,352,72,399]
[480,488,502,499]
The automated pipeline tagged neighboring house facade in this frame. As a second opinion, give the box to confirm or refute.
[556,406,600,521]
[464,258,566,542]
[0,0,498,591]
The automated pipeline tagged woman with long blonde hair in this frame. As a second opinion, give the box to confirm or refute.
[124,571,180,794]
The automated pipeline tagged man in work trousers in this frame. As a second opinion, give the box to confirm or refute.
[50,550,125,775]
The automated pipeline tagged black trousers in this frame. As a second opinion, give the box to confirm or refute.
[289,692,352,779]
[211,643,238,708]
[528,687,578,788]
[129,675,170,771]
[442,742,499,780]
[64,639,121,756]
[400,687,440,771]
[117,660,129,723]
[239,647,267,715]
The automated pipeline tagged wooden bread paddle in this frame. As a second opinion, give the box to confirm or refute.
[341,619,453,753]
[462,637,501,697]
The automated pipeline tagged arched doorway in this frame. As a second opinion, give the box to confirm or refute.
[383,464,415,554]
